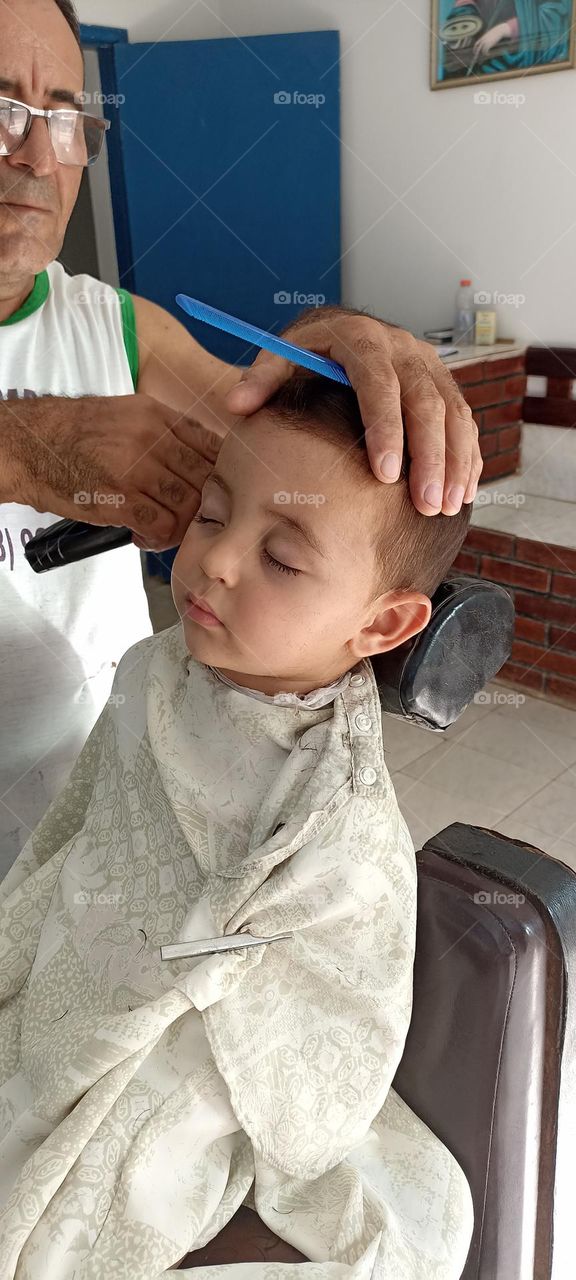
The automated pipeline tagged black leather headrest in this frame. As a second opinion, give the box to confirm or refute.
[371,576,515,732]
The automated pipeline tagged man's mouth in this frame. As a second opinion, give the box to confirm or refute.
[0,200,50,214]
[184,593,223,627]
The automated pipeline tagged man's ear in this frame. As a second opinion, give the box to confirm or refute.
[347,591,432,661]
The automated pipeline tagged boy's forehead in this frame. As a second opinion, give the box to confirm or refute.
[229,410,366,482]
[216,428,384,564]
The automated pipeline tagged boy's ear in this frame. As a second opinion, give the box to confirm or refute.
[348,591,432,660]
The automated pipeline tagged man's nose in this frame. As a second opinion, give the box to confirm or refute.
[6,116,59,177]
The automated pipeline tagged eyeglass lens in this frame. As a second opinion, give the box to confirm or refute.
[0,98,106,166]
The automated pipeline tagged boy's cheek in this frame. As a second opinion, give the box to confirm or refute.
[170,547,192,611]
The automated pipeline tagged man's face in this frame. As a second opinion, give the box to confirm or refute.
[171,415,395,694]
[0,0,84,282]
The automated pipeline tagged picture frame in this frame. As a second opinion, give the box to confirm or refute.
[430,0,576,89]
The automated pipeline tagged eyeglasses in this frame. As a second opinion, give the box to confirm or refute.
[0,96,110,167]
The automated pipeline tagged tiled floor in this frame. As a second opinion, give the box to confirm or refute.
[384,687,576,869]
[472,489,576,549]
[143,565,576,873]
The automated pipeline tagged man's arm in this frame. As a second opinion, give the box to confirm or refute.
[0,295,236,549]
[0,295,480,544]
[133,293,244,437]
[0,392,221,548]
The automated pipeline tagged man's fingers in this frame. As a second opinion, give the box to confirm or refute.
[132,533,150,552]
[463,452,483,503]
[268,317,408,480]
[138,461,209,548]
[223,317,407,483]
[122,495,180,548]
[224,352,299,415]
[431,362,482,512]
[346,355,404,483]
[164,436,218,487]
[170,418,223,465]
[220,314,482,518]
[290,321,406,479]
[398,355,447,513]
[441,405,477,512]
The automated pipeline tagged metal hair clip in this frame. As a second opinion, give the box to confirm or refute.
[160,931,294,962]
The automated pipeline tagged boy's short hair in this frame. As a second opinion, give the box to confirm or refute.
[264,370,472,600]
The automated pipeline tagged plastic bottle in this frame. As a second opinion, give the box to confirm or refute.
[453,279,475,346]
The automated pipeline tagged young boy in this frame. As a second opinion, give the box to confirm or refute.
[0,368,475,1279]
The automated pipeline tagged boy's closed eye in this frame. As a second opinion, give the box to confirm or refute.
[192,512,302,577]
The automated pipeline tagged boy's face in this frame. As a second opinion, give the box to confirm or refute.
[171,414,430,695]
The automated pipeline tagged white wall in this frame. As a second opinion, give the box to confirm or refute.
[76,0,226,41]
[77,0,576,345]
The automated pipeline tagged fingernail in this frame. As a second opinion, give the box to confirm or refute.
[423,482,443,508]
[379,452,401,480]
[446,484,465,510]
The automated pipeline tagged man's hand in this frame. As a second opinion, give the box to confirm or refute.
[224,309,482,516]
[1,393,222,550]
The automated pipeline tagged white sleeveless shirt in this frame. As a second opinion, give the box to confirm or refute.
[0,261,153,873]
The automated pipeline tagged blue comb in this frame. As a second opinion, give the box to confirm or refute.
[176,294,352,387]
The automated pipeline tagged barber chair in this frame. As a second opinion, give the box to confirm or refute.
[179,576,576,1279]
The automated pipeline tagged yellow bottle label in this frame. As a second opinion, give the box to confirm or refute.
[475,310,497,345]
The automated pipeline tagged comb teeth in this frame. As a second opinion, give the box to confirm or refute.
[175,294,352,388]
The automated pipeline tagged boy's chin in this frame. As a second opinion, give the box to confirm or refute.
[181,616,221,660]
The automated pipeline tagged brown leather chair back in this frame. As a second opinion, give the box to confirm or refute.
[179,820,576,1275]
[393,821,575,1280]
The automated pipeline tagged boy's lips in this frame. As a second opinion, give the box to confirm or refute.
[185,592,223,626]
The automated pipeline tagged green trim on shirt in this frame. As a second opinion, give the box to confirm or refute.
[117,288,139,391]
[0,270,49,326]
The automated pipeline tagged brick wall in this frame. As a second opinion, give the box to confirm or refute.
[453,354,526,481]
[524,345,576,428]
[453,529,576,704]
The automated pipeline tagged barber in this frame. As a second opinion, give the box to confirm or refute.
[0,0,481,867]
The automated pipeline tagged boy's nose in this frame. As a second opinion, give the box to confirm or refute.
[200,536,237,583]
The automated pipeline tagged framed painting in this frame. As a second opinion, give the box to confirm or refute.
[431,0,576,88]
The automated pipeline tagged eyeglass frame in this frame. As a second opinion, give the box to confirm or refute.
[0,95,111,167]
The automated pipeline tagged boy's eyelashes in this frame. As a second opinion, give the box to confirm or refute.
[192,513,301,577]
[263,551,300,576]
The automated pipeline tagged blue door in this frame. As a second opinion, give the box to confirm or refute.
[109,30,341,365]
[105,30,341,579]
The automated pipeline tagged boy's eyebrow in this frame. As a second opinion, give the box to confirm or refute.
[207,473,329,560]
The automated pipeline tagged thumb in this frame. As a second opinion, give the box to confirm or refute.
[225,351,296,416]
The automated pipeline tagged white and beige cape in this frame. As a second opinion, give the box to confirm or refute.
[0,623,473,1278]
